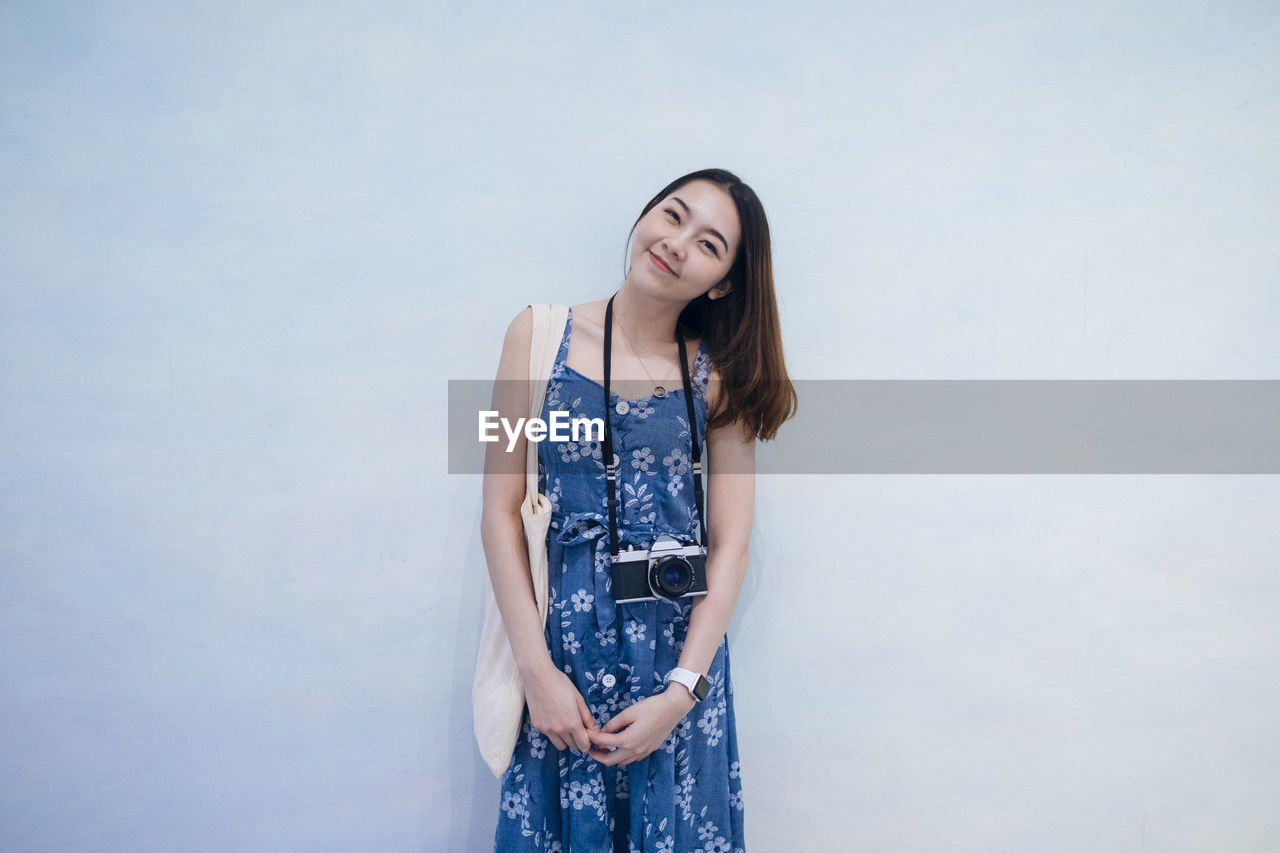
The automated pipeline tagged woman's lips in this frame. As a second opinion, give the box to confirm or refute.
[648,251,675,275]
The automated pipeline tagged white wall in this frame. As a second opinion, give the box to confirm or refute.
[2,1,1277,850]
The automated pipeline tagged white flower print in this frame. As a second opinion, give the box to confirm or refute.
[691,349,710,398]
[698,821,720,841]
[567,780,589,810]
[697,700,725,746]
[655,837,675,853]
[630,447,655,473]
[501,790,523,819]
[570,589,594,612]
[567,779,600,813]
[704,837,731,853]
[615,767,630,799]
[662,622,686,654]
[666,476,684,498]
[558,440,603,466]
[630,399,656,419]
[676,774,695,819]
[624,621,646,644]
[562,631,581,654]
[675,414,691,443]
[594,626,617,646]
[528,726,547,759]
[598,687,630,715]
[729,760,741,779]
[663,446,689,476]
[662,716,691,754]
[558,441,585,463]
[622,474,654,519]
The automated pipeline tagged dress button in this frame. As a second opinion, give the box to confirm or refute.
[615,400,629,415]
[601,673,617,689]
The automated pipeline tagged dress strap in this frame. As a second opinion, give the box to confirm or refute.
[550,306,572,374]
[690,338,712,401]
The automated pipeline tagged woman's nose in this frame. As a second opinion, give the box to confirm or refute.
[662,237,685,259]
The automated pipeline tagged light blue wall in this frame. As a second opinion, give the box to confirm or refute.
[2,2,1277,850]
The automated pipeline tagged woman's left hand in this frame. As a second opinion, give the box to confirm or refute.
[588,688,696,767]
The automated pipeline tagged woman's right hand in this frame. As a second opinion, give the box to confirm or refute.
[522,660,599,753]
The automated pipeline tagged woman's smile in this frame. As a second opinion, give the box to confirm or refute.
[648,251,676,276]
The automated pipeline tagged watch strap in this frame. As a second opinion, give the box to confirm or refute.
[665,667,710,702]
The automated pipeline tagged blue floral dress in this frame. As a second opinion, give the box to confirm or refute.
[494,307,745,853]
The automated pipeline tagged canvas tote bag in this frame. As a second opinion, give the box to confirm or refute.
[473,303,570,778]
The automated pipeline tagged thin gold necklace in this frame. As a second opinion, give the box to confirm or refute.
[613,309,676,398]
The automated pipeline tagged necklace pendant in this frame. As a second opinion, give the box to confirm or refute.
[653,385,667,398]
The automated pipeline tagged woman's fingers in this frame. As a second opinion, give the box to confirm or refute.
[568,724,593,753]
[525,669,605,754]
[587,742,655,767]
[588,729,626,749]
[601,707,635,734]
[587,745,625,765]
[585,727,631,765]
[587,728,659,766]
[534,716,592,753]
[577,695,598,732]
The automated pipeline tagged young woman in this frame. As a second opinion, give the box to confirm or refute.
[481,168,795,852]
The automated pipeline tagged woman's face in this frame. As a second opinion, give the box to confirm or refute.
[628,179,740,303]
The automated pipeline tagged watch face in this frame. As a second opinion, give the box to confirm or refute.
[693,675,710,702]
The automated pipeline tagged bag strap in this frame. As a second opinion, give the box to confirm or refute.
[525,304,570,500]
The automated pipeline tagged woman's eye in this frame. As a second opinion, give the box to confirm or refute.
[664,209,680,223]
[701,240,719,257]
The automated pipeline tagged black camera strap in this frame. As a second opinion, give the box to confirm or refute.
[602,293,708,559]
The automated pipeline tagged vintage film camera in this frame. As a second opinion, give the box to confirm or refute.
[610,534,709,603]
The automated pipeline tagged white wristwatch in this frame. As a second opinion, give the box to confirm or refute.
[665,667,710,702]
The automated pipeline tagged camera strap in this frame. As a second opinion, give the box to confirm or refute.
[602,293,708,559]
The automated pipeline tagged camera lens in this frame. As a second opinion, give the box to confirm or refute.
[650,556,693,598]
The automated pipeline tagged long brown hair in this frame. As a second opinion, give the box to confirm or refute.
[629,168,797,441]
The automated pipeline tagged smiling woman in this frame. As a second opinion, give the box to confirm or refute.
[479,168,796,853]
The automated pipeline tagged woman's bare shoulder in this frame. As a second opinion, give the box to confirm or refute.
[501,305,534,346]
[566,300,606,363]
[570,299,606,329]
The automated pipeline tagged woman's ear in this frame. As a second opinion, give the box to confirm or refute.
[707,280,732,300]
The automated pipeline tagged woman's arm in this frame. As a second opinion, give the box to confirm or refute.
[481,307,598,753]
[590,372,756,766]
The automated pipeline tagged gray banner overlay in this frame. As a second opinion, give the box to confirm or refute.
[448,380,1280,474]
